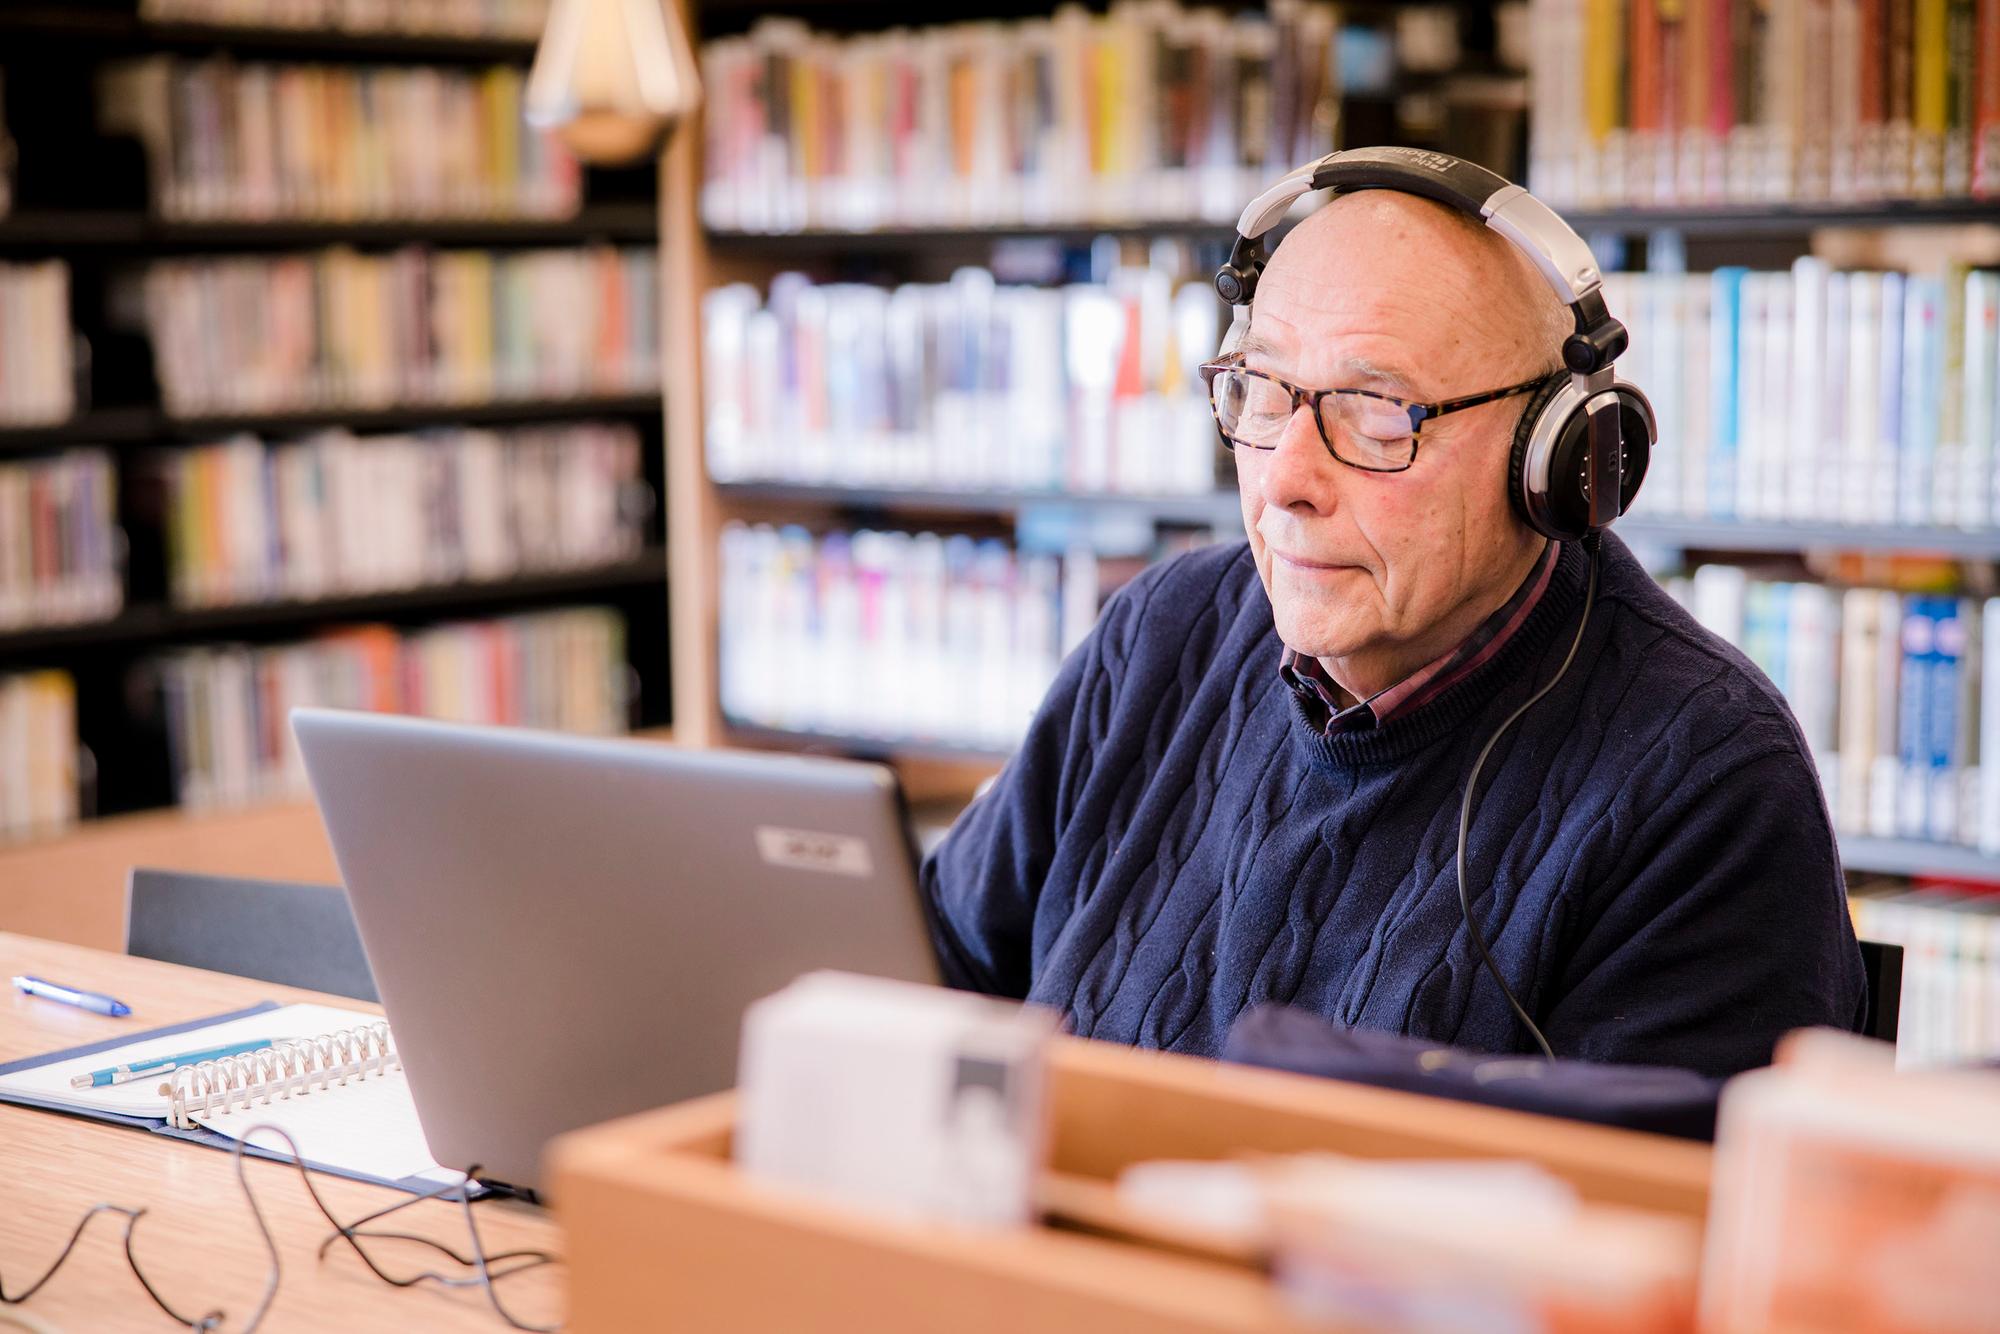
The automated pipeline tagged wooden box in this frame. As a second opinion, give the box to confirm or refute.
[548,1036,1713,1333]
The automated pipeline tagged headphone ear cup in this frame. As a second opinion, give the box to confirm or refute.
[1508,374,1571,530]
[1511,379,1655,542]
[1609,391,1653,516]
[1540,388,1656,540]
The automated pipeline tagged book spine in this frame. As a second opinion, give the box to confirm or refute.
[1818,272,1851,520]
[1954,594,1983,846]
[1945,0,1979,192]
[1977,0,2000,194]
[1832,0,1865,196]
[1935,263,1971,524]
[1915,0,1950,193]
[1709,267,1747,517]
[1867,588,1904,836]
[1964,269,2000,531]
[1858,0,1889,194]
[1887,0,1918,196]
[1876,271,1906,525]
[1787,258,1828,519]
[1900,274,1939,525]
[1981,597,2000,851]
[1798,0,1835,199]
[1633,0,1665,201]
[1838,586,1880,831]
[1898,594,1937,837]
[1681,0,1714,198]
[1926,597,1965,840]
[1845,272,1883,524]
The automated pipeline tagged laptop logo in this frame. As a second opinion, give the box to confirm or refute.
[755,827,874,878]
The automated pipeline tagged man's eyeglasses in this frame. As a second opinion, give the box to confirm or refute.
[1197,359,1552,473]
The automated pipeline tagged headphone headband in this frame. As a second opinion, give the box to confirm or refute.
[1216,146,1626,373]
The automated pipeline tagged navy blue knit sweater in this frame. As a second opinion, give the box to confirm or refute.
[921,534,1866,1079]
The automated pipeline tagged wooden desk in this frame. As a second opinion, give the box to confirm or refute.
[0,934,563,1333]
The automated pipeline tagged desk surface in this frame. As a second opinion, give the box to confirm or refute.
[0,932,563,1333]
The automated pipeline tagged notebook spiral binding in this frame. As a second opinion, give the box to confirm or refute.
[165,1022,398,1130]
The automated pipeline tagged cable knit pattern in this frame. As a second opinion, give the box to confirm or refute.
[922,533,1867,1078]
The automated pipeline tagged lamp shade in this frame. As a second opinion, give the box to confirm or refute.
[526,0,702,165]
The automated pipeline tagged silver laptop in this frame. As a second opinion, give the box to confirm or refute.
[291,708,942,1196]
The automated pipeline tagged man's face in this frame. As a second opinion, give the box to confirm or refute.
[1232,194,1551,690]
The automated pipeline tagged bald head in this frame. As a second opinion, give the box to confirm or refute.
[1253,191,1573,386]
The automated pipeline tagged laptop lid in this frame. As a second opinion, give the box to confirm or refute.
[290,708,942,1195]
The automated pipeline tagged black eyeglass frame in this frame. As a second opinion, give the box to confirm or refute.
[1197,358,1555,473]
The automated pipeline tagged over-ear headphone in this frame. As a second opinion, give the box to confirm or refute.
[1214,146,1657,544]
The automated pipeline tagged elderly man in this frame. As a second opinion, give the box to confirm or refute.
[920,166,1865,1079]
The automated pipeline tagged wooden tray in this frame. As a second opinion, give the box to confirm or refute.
[549,1036,1712,1333]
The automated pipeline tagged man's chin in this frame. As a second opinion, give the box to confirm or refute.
[1271,612,1373,665]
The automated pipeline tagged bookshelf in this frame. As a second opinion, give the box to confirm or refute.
[657,0,2000,902]
[0,0,672,843]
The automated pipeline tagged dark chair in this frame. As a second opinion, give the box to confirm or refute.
[124,868,378,1002]
[1858,939,1903,1045]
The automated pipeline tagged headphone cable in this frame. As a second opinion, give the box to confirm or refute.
[1455,533,1601,1063]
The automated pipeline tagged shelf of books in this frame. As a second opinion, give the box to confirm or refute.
[1526,0,1998,210]
[0,0,672,847]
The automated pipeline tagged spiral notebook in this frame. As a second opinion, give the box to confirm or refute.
[0,1000,471,1196]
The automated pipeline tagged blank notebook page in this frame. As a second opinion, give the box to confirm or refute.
[191,1064,464,1188]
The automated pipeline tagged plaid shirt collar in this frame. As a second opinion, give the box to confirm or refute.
[1280,540,1560,736]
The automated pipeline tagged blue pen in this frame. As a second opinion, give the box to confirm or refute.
[12,975,131,1018]
[68,1037,277,1088]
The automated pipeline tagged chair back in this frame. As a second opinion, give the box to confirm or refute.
[124,868,378,1002]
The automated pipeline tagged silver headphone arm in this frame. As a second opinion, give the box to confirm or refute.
[1226,155,1608,316]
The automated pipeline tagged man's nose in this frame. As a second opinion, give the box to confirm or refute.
[1258,404,1342,515]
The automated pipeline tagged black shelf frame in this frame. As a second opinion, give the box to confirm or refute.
[1840,836,2000,884]
[0,7,540,63]
[1619,516,2000,560]
[158,393,666,439]
[0,395,665,452]
[0,550,668,659]
[0,206,658,253]
[714,480,1239,526]
[0,408,160,449]
[1564,200,2000,235]
[705,219,1241,253]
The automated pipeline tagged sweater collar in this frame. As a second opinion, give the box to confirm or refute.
[1286,537,1595,772]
